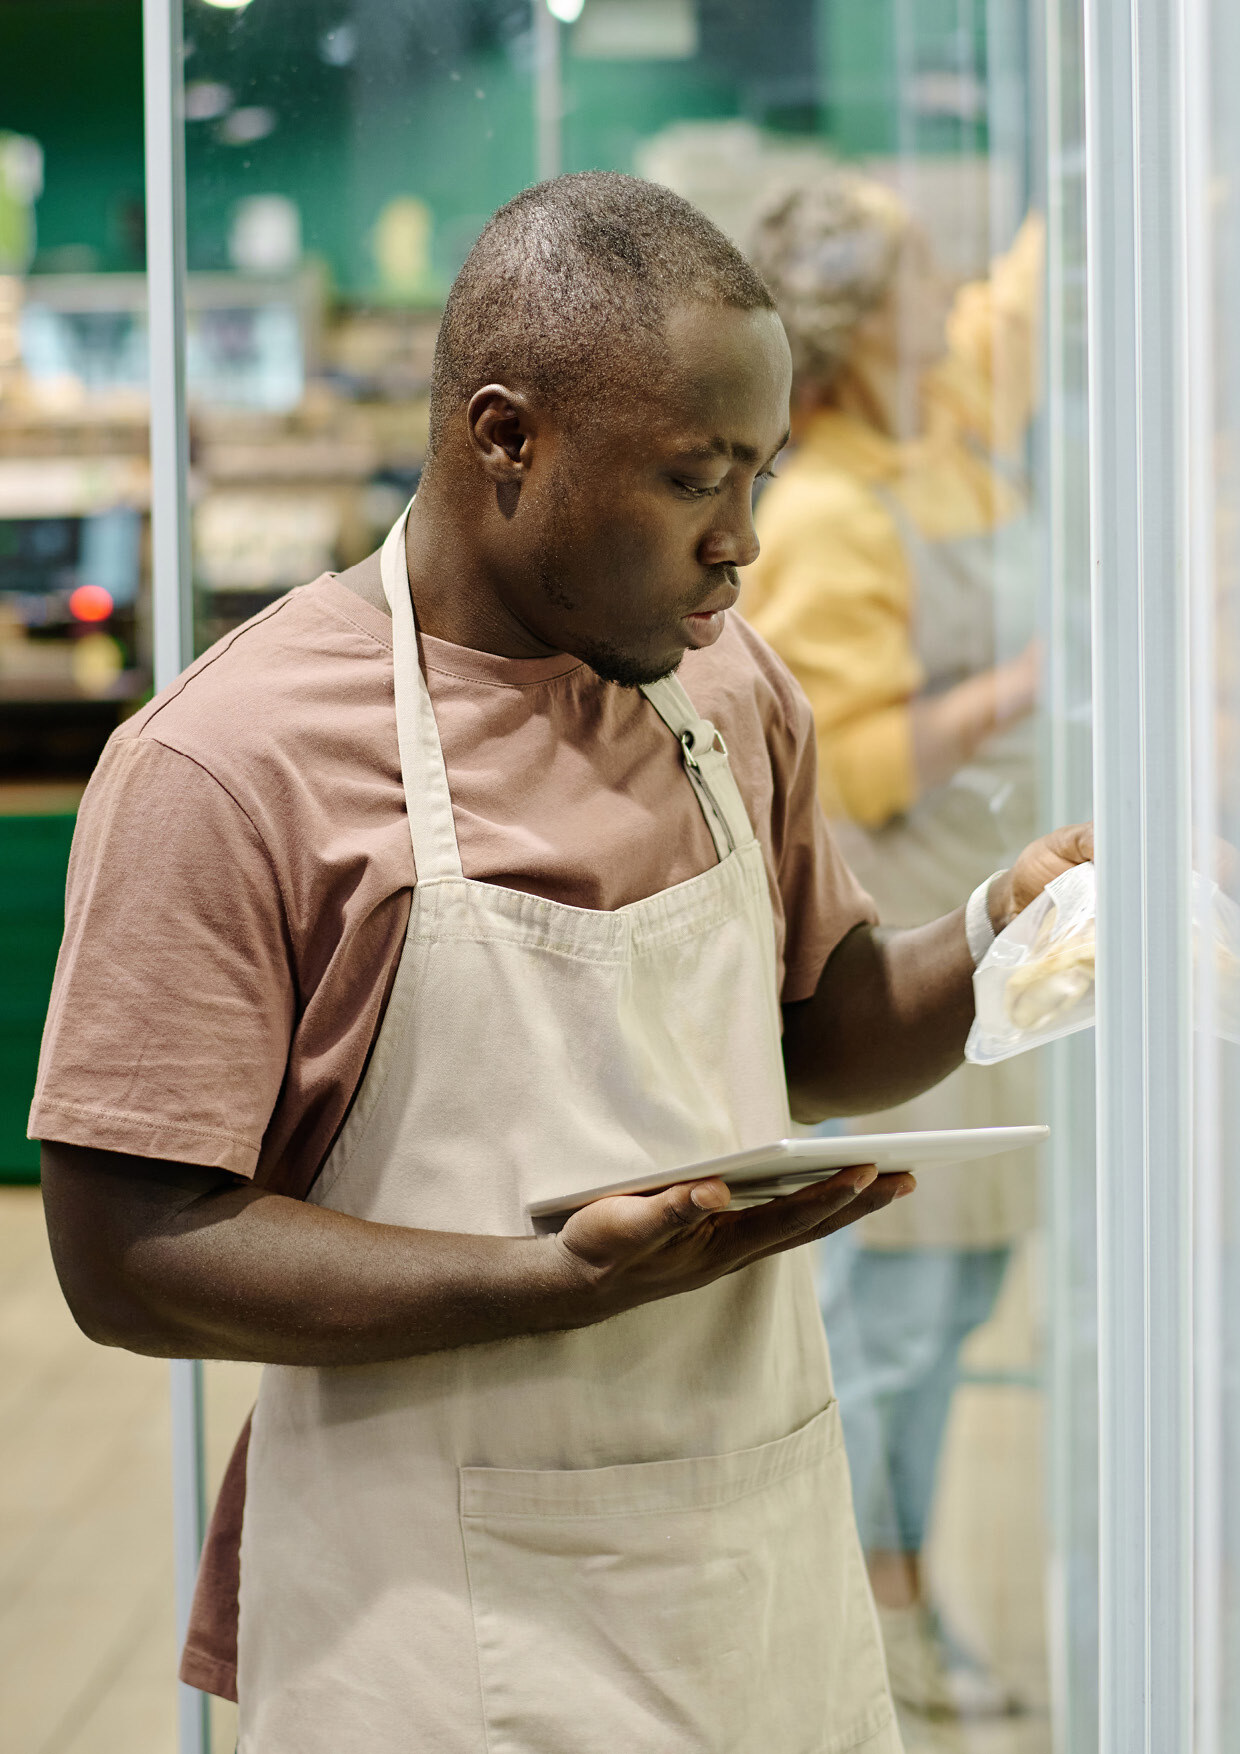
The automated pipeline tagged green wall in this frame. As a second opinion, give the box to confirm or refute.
[0,817,74,1183]
[1,0,998,291]
[821,0,991,158]
[0,0,145,273]
[181,0,754,293]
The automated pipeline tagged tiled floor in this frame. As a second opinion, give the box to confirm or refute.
[1,1186,1050,1753]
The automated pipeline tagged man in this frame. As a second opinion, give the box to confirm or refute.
[34,175,1088,1754]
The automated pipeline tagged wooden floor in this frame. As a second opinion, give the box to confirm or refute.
[0,1189,254,1753]
[0,1187,1052,1753]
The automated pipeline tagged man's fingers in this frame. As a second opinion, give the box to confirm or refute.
[1056,820,1094,864]
[738,1172,916,1266]
[624,1176,733,1229]
[804,1172,915,1239]
[706,1166,879,1258]
[558,1164,896,1287]
[557,1177,729,1270]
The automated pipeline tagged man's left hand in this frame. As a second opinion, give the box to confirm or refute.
[988,821,1094,934]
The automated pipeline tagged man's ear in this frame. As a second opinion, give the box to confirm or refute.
[467,384,538,484]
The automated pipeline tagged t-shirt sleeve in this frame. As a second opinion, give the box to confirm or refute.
[29,734,295,1176]
[730,621,878,1005]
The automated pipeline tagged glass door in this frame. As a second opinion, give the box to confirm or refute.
[136,5,1169,1752]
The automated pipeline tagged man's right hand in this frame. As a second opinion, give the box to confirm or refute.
[552,1167,913,1323]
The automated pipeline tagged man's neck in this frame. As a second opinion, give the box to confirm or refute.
[337,484,565,660]
[400,487,562,659]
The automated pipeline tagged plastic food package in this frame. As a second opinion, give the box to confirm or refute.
[966,861,1240,1065]
[967,863,1097,1064]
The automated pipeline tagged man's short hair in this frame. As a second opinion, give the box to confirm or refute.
[427,172,775,458]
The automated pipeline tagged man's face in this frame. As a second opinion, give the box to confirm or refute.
[483,303,792,686]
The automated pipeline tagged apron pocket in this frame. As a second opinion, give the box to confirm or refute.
[459,1404,894,1754]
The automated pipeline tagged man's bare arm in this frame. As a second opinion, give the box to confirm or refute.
[783,821,1094,1121]
[40,1142,909,1366]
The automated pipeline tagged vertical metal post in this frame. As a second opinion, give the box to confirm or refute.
[889,0,921,441]
[1083,0,1196,1749]
[169,1355,209,1751]
[1181,0,1221,1746]
[144,0,192,685]
[143,1,208,1750]
[1039,1,1102,1743]
[534,2,562,184]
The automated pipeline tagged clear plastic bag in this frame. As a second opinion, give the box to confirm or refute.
[966,860,1240,1065]
[966,863,1097,1065]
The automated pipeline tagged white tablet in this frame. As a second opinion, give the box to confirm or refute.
[527,1125,1049,1228]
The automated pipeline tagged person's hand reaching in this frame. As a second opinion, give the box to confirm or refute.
[987,821,1094,934]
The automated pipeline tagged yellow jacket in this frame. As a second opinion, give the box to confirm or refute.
[741,216,1043,829]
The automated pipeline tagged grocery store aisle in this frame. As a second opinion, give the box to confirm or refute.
[0,1186,1047,1753]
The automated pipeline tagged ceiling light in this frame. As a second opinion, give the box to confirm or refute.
[219,106,276,145]
[185,81,233,121]
[200,0,253,11]
[319,23,357,66]
[547,0,585,22]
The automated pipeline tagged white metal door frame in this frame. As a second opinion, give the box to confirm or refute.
[1037,3,1102,1746]
[1082,0,1198,1748]
[142,1,208,1750]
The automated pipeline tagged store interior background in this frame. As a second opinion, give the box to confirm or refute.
[0,2,1110,1751]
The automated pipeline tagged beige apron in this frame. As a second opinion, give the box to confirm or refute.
[836,502,1040,1250]
[235,509,900,1754]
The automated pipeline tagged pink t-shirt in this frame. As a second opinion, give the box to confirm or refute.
[31,564,873,1192]
[29,556,875,1702]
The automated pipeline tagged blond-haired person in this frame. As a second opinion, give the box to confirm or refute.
[742,174,1043,1720]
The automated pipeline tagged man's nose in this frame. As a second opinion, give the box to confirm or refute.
[700,496,760,571]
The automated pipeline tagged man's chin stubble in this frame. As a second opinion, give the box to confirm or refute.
[579,639,682,690]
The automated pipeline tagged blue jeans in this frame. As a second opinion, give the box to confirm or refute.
[817,1233,1010,1554]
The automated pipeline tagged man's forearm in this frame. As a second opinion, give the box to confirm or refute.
[41,1143,584,1366]
[781,909,976,1121]
[781,822,1096,1121]
[41,1141,905,1368]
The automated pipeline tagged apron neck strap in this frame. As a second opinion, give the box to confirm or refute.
[380,507,465,883]
[379,505,753,878]
[640,675,754,860]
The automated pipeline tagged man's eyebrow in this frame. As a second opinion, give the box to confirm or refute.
[677,430,792,466]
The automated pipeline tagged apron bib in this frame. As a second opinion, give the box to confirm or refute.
[236,510,900,1754]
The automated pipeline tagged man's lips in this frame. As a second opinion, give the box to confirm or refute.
[685,565,741,620]
[681,592,737,650]
[686,585,740,620]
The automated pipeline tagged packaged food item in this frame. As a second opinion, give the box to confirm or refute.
[967,860,1240,1064]
[967,863,1097,1064]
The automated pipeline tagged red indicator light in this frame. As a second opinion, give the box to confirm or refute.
[69,584,114,623]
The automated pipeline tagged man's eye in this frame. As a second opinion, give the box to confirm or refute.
[674,480,722,499]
